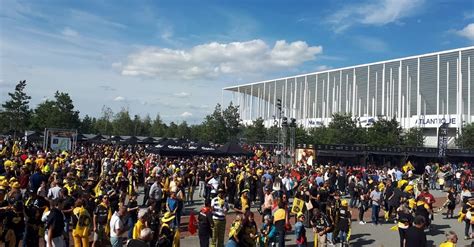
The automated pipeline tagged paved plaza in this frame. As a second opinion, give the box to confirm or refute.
[163,189,473,247]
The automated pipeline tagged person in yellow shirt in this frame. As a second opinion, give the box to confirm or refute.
[439,230,457,247]
[133,210,148,239]
[72,199,91,247]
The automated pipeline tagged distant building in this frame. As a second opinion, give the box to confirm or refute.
[223,46,474,147]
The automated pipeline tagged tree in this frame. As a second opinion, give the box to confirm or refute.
[244,117,266,144]
[1,80,31,134]
[30,100,59,130]
[457,123,474,149]
[140,115,152,136]
[79,115,95,134]
[367,118,402,147]
[151,114,167,137]
[308,127,330,144]
[94,106,114,135]
[223,102,241,140]
[53,91,80,129]
[201,104,227,143]
[166,122,178,138]
[112,108,133,136]
[325,113,363,144]
[176,121,191,139]
[403,128,425,147]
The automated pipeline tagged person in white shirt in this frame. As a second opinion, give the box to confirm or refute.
[207,173,220,198]
[110,205,128,247]
[47,180,61,200]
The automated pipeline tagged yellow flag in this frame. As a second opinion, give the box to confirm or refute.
[390,225,398,231]
[314,231,319,247]
[173,229,180,247]
[291,197,304,214]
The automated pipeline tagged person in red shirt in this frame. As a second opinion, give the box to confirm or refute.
[417,187,436,222]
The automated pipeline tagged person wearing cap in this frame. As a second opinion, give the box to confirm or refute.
[132,210,148,240]
[211,188,229,247]
[198,199,213,247]
[7,181,22,205]
[414,197,431,229]
[158,212,176,247]
[149,177,163,213]
[336,200,351,246]
[235,189,250,214]
[295,212,307,247]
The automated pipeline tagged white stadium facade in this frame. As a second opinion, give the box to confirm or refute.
[223,47,474,147]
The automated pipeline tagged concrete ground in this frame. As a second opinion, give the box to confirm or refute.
[170,189,473,247]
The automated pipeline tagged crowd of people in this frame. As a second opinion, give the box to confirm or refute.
[0,137,472,247]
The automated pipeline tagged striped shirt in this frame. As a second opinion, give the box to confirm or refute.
[211,197,229,221]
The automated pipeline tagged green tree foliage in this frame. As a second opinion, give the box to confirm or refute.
[403,128,425,147]
[1,80,31,133]
[223,102,241,140]
[201,104,227,143]
[150,114,167,137]
[366,118,402,147]
[166,122,178,138]
[112,108,133,136]
[54,91,81,129]
[94,106,114,135]
[325,113,363,144]
[176,121,191,139]
[30,91,80,130]
[79,115,95,134]
[244,117,266,144]
[457,123,474,149]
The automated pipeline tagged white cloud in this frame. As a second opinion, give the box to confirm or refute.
[61,27,79,37]
[114,96,125,101]
[315,65,332,72]
[456,23,474,41]
[173,92,190,98]
[120,39,322,80]
[181,112,193,118]
[327,0,424,33]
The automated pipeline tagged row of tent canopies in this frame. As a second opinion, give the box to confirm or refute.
[146,139,252,156]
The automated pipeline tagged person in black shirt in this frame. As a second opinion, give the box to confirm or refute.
[93,195,110,247]
[46,199,66,247]
[2,201,25,247]
[198,199,213,247]
[24,190,47,247]
[59,188,74,247]
[127,193,139,239]
[405,215,427,247]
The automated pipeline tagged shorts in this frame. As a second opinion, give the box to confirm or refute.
[93,226,106,242]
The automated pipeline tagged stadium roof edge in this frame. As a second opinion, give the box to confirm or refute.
[223,46,474,91]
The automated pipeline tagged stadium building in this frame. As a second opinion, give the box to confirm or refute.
[223,47,474,147]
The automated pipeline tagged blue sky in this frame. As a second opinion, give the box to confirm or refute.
[1,0,473,124]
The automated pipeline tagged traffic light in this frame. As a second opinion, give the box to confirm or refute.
[290,118,297,127]
[282,117,288,127]
[276,99,282,111]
